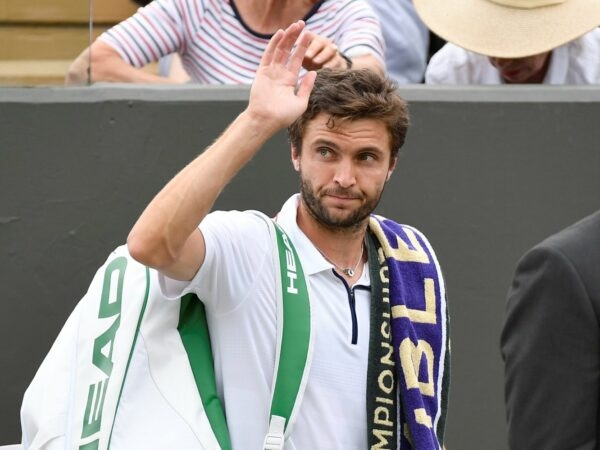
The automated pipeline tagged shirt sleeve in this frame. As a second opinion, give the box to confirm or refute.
[326,0,385,66]
[368,0,429,83]
[98,0,190,67]
[424,44,461,84]
[425,43,503,84]
[501,244,600,449]
[159,210,273,316]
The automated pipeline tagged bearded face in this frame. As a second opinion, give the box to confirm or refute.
[299,176,384,231]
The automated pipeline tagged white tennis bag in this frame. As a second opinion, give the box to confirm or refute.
[20,219,312,450]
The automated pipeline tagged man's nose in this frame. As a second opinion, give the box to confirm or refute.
[333,159,356,188]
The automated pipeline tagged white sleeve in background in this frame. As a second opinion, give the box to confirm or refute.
[425,43,502,84]
[562,29,600,84]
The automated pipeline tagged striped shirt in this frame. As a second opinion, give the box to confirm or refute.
[99,0,385,84]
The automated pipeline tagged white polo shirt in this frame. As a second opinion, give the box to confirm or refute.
[160,194,372,449]
[425,28,600,85]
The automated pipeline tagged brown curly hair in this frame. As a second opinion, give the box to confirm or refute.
[288,68,410,159]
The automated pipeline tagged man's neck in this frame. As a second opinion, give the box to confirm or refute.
[296,199,368,269]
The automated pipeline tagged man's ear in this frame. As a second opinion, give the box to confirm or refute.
[387,156,397,181]
[291,146,300,171]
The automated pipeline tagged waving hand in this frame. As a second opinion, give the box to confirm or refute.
[247,21,317,133]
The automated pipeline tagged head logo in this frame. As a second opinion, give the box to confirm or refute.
[79,257,127,449]
[281,233,298,295]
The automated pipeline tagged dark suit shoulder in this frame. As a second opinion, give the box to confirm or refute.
[537,209,600,252]
[503,210,600,449]
[525,209,600,312]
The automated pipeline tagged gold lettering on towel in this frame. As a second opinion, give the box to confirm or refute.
[414,408,433,428]
[399,338,435,397]
[372,429,393,449]
[370,220,430,264]
[378,369,395,394]
[391,278,437,324]
[370,247,396,450]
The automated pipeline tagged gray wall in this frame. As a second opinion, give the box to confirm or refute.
[2,85,599,448]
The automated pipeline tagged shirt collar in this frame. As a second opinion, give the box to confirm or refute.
[276,194,331,276]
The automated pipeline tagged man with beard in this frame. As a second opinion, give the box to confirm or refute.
[127,21,450,449]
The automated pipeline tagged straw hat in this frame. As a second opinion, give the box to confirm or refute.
[413,0,600,58]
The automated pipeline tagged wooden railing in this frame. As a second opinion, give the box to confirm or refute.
[0,0,139,85]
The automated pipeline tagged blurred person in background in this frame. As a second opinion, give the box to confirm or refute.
[66,0,385,85]
[129,0,190,81]
[413,0,600,84]
[368,0,430,84]
[502,210,600,449]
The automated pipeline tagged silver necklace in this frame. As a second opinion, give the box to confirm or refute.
[315,242,364,277]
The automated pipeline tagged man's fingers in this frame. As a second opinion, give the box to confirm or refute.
[272,21,305,66]
[296,70,317,100]
[261,29,284,67]
[289,30,314,74]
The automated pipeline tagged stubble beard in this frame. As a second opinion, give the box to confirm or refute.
[299,176,383,232]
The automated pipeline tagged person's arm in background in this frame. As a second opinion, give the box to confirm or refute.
[501,244,600,449]
[164,53,191,83]
[347,53,383,75]
[66,0,185,85]
[302,34,382,75]
[66,41,180,85]
[311,0,384,76]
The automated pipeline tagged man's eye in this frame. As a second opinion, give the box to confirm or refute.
[318,148,331,157]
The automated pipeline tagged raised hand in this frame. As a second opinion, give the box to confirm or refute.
[247,21,317,133]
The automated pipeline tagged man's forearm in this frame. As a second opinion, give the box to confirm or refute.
[127,109,278,274]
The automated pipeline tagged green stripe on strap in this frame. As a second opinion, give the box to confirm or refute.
[176,218,311,449]
[178,294,232,450]
[270,223,311,430]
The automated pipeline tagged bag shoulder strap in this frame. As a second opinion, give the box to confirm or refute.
[263,219,313,450]
[181,213,313,450]
[177,293,232,449]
